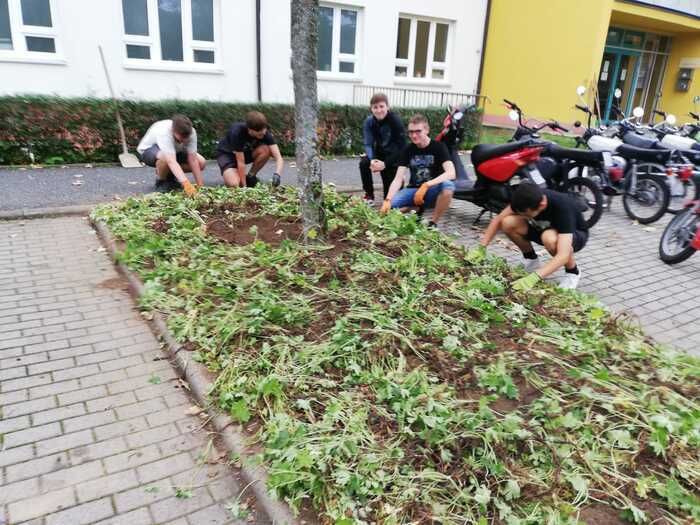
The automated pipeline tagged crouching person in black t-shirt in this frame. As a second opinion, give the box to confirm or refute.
[379,114,455,227]
[467,184,588,291]
[215,111,284,188]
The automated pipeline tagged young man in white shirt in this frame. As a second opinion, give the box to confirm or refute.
[136,115,206,196]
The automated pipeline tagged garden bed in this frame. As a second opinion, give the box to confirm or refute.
[92,187,700,525]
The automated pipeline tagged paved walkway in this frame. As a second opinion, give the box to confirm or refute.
[0,217,267,525]
[441,199,700,356]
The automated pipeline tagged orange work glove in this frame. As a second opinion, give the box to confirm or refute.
[413,183,429,206]
[380,199,392,214]
[182,180,197,197]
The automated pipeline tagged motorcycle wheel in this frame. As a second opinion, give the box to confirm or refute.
[667,176,699,215]
[622,173,670,224]
[563,176,604,228]
[659,208,699,264]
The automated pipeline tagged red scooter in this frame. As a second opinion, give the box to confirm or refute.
[436,105,548,222]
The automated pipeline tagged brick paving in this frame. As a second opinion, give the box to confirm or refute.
[439,198,700,357]
[0,217,268,525]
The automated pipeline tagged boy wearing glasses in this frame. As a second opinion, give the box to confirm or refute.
[137,114,205,197]
[380,114,455,227]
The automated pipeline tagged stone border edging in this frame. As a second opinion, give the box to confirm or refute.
[92,220,307,525]
[0,204,95,220]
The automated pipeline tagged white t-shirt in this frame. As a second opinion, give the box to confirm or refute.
[136,119,198,155]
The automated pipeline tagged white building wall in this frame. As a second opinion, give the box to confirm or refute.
[0,0,486,104]
[263,0,488,105]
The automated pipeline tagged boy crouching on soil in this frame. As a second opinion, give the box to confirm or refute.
[215,111,285,188]
[136,114,205,196]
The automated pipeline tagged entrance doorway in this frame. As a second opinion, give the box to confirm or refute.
[598,27,670,122]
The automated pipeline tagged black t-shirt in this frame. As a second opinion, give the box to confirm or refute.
[216,123,276,154]
[528,190,588,234]
[398,140,450,187]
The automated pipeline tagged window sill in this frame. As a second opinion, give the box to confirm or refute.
[0,53,67,65]
[393,78,452,88]
[317,72,363,83]
[123,61,224,75]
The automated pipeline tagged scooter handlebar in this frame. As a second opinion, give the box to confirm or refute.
[503,99,520,111]
[575,104,590,113]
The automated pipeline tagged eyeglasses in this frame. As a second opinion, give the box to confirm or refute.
[407,129,423,134]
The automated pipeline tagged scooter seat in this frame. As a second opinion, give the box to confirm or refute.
[616,144,672,164]
[471,140,534,167]
[543,144,603,164]
[623,132,661,149]
[678,149,700,165]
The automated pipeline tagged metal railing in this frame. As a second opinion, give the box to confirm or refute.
[353,84,487,109]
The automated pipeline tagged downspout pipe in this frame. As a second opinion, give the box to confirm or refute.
[256,0,262,101]
[476,0,491,96]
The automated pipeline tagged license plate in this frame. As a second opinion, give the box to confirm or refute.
[602,152,613,168]
[530,168,545,185]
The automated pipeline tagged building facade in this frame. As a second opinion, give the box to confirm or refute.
[480,0,700,126]
[0,0,488,105]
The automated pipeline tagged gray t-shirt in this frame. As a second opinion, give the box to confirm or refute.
[137,119,198,155]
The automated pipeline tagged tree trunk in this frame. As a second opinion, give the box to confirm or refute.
[291,0,325,241]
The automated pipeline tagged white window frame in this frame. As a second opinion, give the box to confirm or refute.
[0,0,64,64]
[317,3,362,81]
[394,15,453,85]
[122,0,222,73]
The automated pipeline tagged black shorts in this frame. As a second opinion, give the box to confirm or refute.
[216,151,254,174]
[139,145,188,167]
[526,226,588,252]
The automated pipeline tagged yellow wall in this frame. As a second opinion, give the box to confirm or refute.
[480,0,613,126]
[660,34,700,119]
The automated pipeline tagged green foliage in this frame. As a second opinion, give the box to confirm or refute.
[0,96,482,165]
[92,187,700,525]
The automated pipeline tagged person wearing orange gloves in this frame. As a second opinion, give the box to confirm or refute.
[137,114,204,197]
[379,114,455,227]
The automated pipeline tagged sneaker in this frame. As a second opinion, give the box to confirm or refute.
[361,195,375,206]
[154,177,178,193]
[522,257,541,272]
[558,269,581,290]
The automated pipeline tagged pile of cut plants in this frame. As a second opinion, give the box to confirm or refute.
[92,187,700,525]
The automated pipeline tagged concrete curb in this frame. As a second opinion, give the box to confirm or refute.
[0,204,94,220]
[92,220,309,525]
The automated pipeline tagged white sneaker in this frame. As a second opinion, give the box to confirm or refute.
[558,269,581,290]
[522,257,541,272]
[361,195,375,206]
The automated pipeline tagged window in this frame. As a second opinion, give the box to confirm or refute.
[121,0,218,66]
[0,0,59,57]
[317,4,360,75]
[395,16,450,81]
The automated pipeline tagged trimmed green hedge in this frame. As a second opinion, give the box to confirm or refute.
[0,96,482,166]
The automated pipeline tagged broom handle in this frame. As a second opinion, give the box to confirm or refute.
[98,45,129,155]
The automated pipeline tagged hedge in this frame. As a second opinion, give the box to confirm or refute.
[0,96,482,166]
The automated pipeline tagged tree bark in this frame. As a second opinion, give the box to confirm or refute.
[291,0,325,241]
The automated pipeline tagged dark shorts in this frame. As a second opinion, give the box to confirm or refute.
[216,151,254,174]
[526,227,588,252]
[139,145,188,167]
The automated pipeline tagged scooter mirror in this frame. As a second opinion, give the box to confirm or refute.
[632,106,645,118]
[508,110,519,122]
[614,88,622,99]
[576,86,586,96]
[453,111,464,121]
[666,114,677,125]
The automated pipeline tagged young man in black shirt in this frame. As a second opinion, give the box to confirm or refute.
[359,93,407,204]
[216,111,284,188]
[468,184,588,290]
[380,114,455,227]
